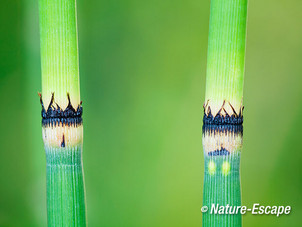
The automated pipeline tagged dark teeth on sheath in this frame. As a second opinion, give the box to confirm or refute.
[203,100,243,125]
[203,100,243,134]
[39,93,83,127]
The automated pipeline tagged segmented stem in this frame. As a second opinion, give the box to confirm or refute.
[39,0,86,226]
[202,1,248,227]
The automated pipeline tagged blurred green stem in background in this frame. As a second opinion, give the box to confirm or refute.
[39,0,87,226]
[202,0,248,227]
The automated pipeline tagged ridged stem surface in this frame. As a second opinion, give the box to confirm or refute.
[202,1,248,227]
[45,145,86,226]
[39,0,86,226]
[205,0,248,114]
[39,0,80,108]
[203,155,241,226]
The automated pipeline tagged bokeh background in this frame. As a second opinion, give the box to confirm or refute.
[1,0,301,226]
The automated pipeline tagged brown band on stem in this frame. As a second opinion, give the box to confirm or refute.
[202,126,243,156]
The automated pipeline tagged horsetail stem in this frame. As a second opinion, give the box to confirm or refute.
[202,0,248,227]
[39,0,80,108]
[39,0,87,226]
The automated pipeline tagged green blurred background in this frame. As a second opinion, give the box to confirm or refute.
[0,0,301,226]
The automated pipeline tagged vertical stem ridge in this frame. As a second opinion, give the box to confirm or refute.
[202,1,247,227]
[203,155,241,226]
[39,0,80,108]
[39,0,86,226]
[45,145,86,226]
[205,0,247,115]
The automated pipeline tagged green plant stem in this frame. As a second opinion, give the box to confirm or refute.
[202,1,248,227]
[205,0,248,114]
[203,154,242,226]
[46,145,86,226]
[39,0,80,107]
[39,0,86,226]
